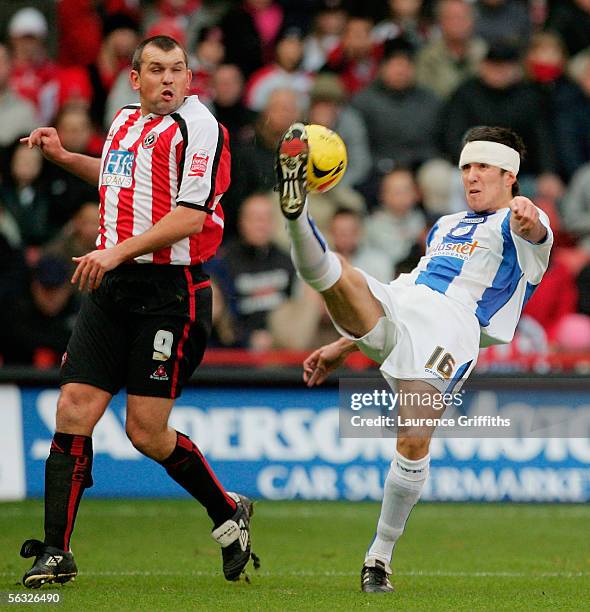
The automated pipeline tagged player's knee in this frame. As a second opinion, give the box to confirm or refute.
[125,422,159,457]
[56,386,105,435]
[335,253,348,268]
[125,422,147,453]
[397,436,431,460]
[325,256,356,292]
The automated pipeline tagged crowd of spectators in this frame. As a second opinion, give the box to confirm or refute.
[2,0,590,368]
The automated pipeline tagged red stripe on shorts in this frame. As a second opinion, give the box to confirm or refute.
[170,268,197,397]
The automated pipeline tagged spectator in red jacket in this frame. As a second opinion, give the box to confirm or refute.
[8,8,58,122]
[524,252,579,343]
[302,0,347,72]
[321,15,384,95]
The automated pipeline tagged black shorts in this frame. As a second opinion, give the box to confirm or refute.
[61,263,212,399]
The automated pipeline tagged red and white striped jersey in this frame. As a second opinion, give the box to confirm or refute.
[98,95,230,265]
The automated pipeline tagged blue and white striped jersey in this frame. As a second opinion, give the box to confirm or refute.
[395,207,553,346]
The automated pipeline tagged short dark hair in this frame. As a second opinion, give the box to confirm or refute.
[462,126,526,196]
[132,35,188,73]
[382,36,415,62]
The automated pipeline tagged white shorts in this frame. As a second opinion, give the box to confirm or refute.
[331,272,480,393]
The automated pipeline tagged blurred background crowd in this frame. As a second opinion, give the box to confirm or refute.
[2,0,590,369]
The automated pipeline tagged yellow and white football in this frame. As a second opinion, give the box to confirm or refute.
[305,124,347,193]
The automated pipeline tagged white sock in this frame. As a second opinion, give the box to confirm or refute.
[365,449,430,566]
[286,200,342,292]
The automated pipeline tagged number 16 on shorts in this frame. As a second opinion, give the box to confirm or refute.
[425,346,455,379]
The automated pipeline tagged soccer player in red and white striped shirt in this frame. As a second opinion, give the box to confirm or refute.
[19,36,257,588]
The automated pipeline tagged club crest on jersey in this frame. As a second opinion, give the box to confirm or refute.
[451,226,473,237]
[150,365,169,381]
[142,131,158,149]
[102,150,134,187]
[188,150,209,177]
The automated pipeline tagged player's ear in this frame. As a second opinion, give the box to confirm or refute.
[130,69,141,92]
[504,170,516,188]
[185,68,192,92]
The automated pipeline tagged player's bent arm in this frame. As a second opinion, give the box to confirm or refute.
[71,206,207,292]
[21,127,101,185]
[334,337,360,355]
[56,152,101,186]
[510,217,547,244]
[508,198,553,285]
[113,205,207,262]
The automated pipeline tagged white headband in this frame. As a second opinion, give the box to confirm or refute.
[458,140,520,175]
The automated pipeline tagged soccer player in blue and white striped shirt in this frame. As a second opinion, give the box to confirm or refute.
[276,124,552,593]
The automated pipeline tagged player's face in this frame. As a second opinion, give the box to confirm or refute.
[131,44,191,115]
[461,162,515,212]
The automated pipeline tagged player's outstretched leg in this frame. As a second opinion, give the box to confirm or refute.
[276,123,383,339]
[276,123,343,293]
[276,122,310,219]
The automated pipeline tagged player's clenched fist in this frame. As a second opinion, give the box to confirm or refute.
[510,196,538,229]
[509,196,546,243]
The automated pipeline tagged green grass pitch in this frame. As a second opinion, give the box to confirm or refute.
[1,500,588,611]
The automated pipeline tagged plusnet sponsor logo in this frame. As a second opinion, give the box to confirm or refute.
[429,239,482,261]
